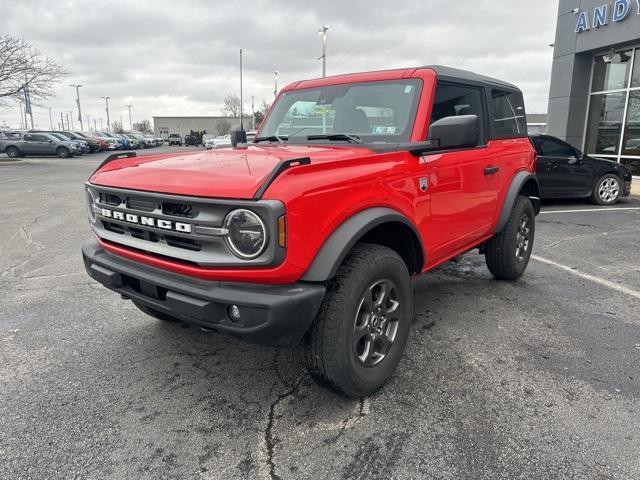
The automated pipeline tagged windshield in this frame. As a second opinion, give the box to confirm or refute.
[50,133,69,141]
[259,79,421,144]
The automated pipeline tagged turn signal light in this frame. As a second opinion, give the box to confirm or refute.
[278,215,286,248]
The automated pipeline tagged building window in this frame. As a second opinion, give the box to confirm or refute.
[585,48,640,175]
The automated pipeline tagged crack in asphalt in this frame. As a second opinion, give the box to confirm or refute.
[1,216,46,278]
[263,376,305,480]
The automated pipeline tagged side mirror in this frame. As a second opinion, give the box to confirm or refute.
[230,125,247,148]
[568,156,579,165]
[428,115,480,150]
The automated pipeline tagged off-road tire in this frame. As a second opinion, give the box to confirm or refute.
[56,146,70,158]
[485,195,535,280]
[6,146,20,158]
[132,301,180,323]
[590,173,621,205]
[304,243,412,398]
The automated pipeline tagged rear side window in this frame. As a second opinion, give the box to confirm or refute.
[430,82,486,143]
[23,134,41,142]
[492,90,526,137]
[535,137,576,157]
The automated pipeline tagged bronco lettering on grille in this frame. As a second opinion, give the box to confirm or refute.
[99,208,192,233]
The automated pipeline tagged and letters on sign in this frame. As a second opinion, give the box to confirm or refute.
[575,0,640,33]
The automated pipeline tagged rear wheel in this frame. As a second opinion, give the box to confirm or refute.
[304,244,412,398]
[484,195,535,280]
[590,174,621,205]
[56,147,70,158]
[5,146,20,158]
[132,301,180,323]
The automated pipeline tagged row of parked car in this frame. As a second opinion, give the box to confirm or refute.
[0,130,164,158]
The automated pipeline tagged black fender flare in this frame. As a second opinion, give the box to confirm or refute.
[494,172,540,233]
[301,207,424,282]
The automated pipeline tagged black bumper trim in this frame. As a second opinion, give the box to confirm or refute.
[82,239,326,347]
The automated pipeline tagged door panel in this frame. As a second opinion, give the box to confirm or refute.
[533,137,593,197]
[423,146,498,261]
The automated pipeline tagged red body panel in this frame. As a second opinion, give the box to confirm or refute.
[90,68,536,285]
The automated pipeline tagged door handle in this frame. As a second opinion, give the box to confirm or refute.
[484,166,499,175]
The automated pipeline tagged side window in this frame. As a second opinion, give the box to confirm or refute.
[492,90,526,137]
[23,134,37,142]
[537,138,576,157]
[430,82,485,142]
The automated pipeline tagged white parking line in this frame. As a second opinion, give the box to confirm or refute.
[540,207,640,214]
[532,255,640,300]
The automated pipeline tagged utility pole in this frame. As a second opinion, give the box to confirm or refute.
[70,84,83,130]
[68,111,74,130]
[94,119,97,130]
[273,71,278,98]
[318,25,330,77]
[126,104,133,131]
[60,112,64,130]
[65,112,71,130]
[101,96,111,131]
[48,107,53,130]
[239,48,244,132]
[18,99,24,129]
[86,115,90,131]
[99,118,103,130]
[251,95,255,130]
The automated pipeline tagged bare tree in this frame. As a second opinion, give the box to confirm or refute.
[0,35,66,105]
[254,99,271,126]
[222,94,241,117]
[137,119,153,134]
[112,120,126,134]
[215,119,232,136]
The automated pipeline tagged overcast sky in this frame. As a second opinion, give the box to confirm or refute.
[0,0,558,130]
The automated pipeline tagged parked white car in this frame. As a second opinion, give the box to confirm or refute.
[205,134,231,150]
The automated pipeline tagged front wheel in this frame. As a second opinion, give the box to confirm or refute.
[590,174,621,205]
[484,195,535,280]
[56,147,70,158]
[304,244,412,398]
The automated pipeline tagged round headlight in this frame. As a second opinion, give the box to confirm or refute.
[224,209,267,259]
[86,188,97,223]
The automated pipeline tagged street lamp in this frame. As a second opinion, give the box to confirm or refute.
[126,104,133,132]
[273,71,278,98]
[101,96,111,131]
[70,84,83,130]
[318,25,330,77]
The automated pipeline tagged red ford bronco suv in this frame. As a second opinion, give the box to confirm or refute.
[83,66,540,398]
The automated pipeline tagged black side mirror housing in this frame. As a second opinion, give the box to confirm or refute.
[428,114,480,150]
[230,125,247,148]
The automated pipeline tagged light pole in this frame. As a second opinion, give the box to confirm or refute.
[101,96,111,131]
[48,107,53,130]
[318,25,330,77]
[126,104,133,131]
[70,84,83,130]
[67,111,74,130]
[273,71,278,98]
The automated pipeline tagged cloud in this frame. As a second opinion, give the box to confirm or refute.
[0,0,557,130]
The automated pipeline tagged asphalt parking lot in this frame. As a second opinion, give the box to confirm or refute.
[1,148,639,480]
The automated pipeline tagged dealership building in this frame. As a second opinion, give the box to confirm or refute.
[153,116,253,139]
[548,0,640,176]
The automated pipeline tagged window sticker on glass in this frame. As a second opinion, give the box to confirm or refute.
[404,85,413,94]
[372,126,397,135]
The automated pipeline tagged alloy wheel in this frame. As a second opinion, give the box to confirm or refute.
[515,214,531,262]
[353,279,401,367]
[598,178,620,203]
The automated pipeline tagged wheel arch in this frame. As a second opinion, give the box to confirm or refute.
[301,207,425,282]
[495,172,540,234]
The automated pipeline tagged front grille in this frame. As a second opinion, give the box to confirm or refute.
[89,185,284,267]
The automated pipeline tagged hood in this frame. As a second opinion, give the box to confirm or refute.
[90,144,374,199]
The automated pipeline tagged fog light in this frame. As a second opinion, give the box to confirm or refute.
[228,305,241,323]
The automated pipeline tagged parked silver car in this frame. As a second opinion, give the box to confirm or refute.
[0,132,81,158]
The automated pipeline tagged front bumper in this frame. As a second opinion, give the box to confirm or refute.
[82,239,326,347]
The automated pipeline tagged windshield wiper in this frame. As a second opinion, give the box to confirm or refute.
[306,134,362,144]
[254,135,288,144]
